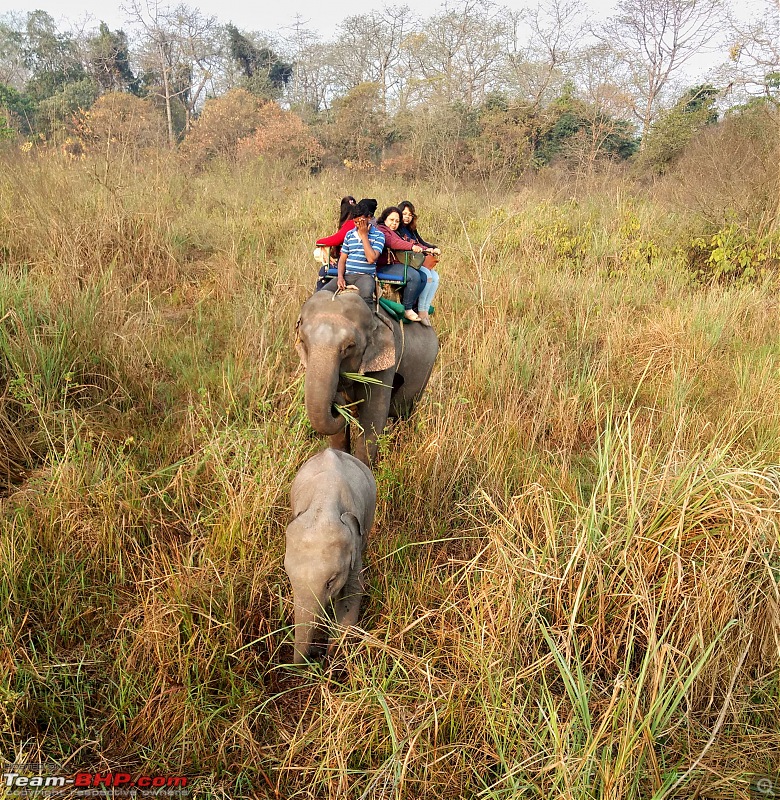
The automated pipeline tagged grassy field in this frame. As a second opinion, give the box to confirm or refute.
[0,150,779,799]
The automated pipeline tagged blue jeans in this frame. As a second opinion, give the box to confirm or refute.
[382,264,424,310]
[417,267,439,313]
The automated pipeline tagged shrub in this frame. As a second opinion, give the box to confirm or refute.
[323,82,391,165]
[0,113,16,143]
[180,88,266,164]
[0,84,36,136]
[687,223,779,283]
[74,92,165,150]
[35,78,99,138]
[641,84,719,175]
[667,102,780,230]
[532,201,592,265]
[236,103,322,170]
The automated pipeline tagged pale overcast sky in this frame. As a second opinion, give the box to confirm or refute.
[0,0,660,39]
[0,0,763,79]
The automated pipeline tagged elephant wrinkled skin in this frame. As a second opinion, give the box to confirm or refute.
[295,289,439,465]
[284,448,376,664]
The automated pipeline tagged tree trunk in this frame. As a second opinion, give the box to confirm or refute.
[159,44,174,147]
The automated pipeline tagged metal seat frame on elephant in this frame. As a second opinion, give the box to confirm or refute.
[319,247,423,289]
[318,247,425,317]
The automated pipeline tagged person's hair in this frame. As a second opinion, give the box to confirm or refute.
[338,195,356,227]
[377,206,402,226]
[357,197,378,217]
[398,200,418,231]
[352,199,376,219]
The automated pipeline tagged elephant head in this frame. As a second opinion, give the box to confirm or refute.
[284,448,376,664]
[295,290,395,440]
[285,509,363,663]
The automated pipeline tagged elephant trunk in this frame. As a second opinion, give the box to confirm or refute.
[292,594,325,664]
[304,347,346,436]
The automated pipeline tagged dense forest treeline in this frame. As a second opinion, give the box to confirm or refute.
[0,0,778,183]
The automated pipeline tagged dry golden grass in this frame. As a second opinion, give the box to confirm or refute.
[0,150,778,799]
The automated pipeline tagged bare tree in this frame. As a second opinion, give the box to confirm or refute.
[280,16,333,113]
[575,43,635,120]
[725,0,780,102]
[507,0,586,111]
[325,8,417,113]
[565,43,638,174]
[0,13,31,89]
[124,0,221,143]
[724,0,780,230]
[174,8,222,128]
[286,41,340,114]
[406,0,512,107]
[594,0,727,144]
[85,22,138,94]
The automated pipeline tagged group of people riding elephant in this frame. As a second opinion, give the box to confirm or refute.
[315,196,441,326]
[285,195,442,663]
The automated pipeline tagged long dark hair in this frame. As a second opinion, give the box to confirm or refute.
[376,206,402,226]
[397,200,418,232]
[338,195,356,227]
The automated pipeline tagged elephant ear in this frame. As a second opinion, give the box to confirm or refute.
[360,313,395,374]
[294,316,307,368]
[340,512,362,570]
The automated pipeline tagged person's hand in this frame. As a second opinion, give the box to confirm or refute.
[355,217,369,236]
[432,248,441,256]
[337,275,347,291]
[412,245,423,252]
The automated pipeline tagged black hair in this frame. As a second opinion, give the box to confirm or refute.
[377,206,402,226]
[338,195,356,227]
[397,200,418,231]
[352,199,376,219]
[357,197,378,217]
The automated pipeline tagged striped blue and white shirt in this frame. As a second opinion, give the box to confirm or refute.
[342,226,385,275]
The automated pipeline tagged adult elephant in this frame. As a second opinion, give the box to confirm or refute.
[295,287,439,466]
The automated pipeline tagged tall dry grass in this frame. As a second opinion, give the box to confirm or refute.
[0,148,779,799]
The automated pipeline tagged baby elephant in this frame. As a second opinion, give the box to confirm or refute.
[285,448,376,664]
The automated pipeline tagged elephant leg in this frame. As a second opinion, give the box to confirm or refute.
[329,426,350,453]
[353,378,393,466]
[389,371,429,420]
[391,328,439,419]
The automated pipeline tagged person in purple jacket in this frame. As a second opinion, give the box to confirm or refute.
[375,206,429,322]
[397,200,440,326]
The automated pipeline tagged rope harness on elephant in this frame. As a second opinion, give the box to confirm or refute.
[397,310,405,361]
[331,285,360,300]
